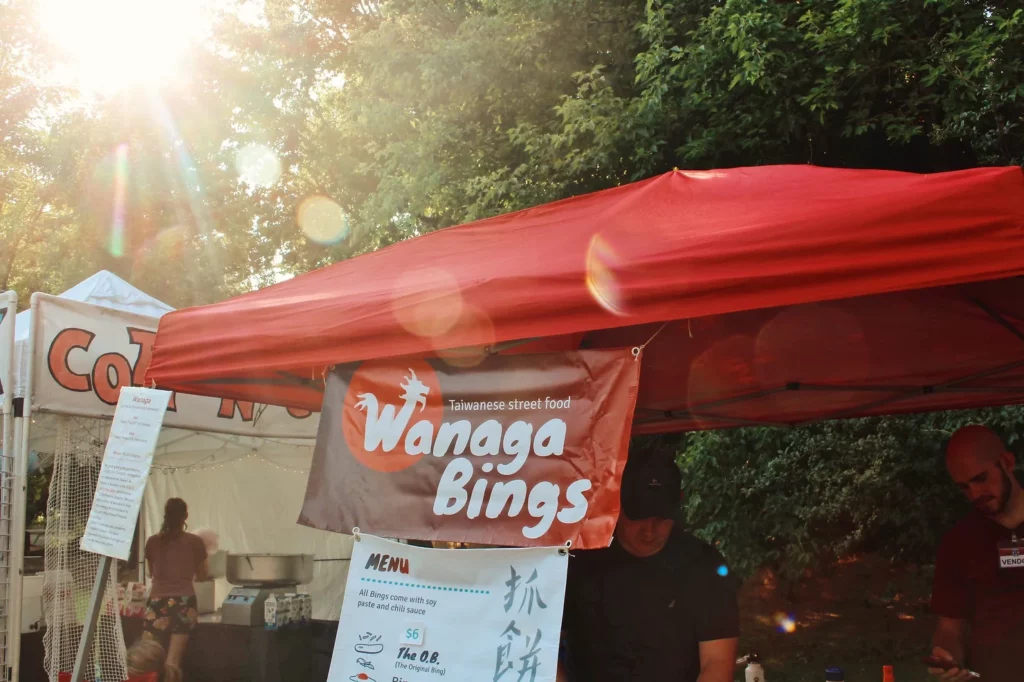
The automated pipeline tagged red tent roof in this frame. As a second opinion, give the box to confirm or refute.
[147,165,1024,431]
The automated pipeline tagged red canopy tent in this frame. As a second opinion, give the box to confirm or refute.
[147,165,1024,432]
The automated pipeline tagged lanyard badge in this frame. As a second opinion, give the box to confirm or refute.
[998,532,1024,569]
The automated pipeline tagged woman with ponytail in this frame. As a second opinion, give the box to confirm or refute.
[143,498,208,681]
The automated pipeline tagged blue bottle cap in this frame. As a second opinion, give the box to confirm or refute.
[825,668,845,681]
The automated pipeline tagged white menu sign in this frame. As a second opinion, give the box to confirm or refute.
[80,387,172,560]
[329,534,567,682]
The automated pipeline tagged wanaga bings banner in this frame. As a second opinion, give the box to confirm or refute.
[299,349,641,549]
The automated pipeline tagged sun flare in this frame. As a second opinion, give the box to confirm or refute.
[38,0,211,96]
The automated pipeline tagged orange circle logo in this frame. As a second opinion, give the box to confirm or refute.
[342,359,444,473]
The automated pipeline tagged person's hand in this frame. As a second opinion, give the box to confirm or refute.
[927,646,976,681]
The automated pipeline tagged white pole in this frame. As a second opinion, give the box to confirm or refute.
[10,293,38,682]
[1,291,17,678]
[1,291,14,464]
[136,507,146,583]
[70,555,114,682]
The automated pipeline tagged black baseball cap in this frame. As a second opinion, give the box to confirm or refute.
[619,449,682,520]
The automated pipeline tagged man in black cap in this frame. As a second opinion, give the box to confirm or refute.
[557,441,739,682]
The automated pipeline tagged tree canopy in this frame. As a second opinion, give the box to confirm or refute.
[5,0,1022,304]
[5,0,1024,575]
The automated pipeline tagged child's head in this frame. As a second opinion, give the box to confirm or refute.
[127,639,165,677]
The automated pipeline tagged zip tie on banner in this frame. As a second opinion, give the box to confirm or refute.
[558,540,572,557]
[352,527,361,542]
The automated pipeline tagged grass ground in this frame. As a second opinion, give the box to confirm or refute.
[735,555,934,681]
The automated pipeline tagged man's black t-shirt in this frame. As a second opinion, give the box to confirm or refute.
[562,528,740,682]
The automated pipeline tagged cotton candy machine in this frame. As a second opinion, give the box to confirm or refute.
[220,553,313,626]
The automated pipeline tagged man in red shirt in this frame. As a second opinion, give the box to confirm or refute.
[930,425,1024,681]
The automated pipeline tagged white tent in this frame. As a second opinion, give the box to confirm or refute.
[2,273,352,680]
[11,270,174,399]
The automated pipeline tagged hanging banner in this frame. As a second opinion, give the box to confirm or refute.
[329,534,567,682]
[300,348,640,549]
[29,295,318,438]
[81,387,172,560]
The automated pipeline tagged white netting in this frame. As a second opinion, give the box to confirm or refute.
[0,418,14,676]
[43,417,127,682]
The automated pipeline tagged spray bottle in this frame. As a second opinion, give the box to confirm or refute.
[744,652,765,682]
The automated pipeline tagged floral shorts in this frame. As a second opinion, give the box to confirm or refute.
[143,596,198,639]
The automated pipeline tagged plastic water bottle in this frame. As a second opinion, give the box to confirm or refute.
[825,667,844,681]
[264,593,278,630]
[745,652,765,682]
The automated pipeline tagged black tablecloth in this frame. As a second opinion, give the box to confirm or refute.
[20,618,338,682]
[122,617,314,682]
[20,629,47,682]
[310,620,339,682]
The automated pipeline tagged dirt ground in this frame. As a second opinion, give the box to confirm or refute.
[736,555,935,681]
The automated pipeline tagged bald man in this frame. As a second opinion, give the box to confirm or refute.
[929,425,1024,681]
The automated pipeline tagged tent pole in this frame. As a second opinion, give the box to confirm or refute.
[967,295,1024,345]
[137,506,146,583]
[941,359,1024,389]
[798,358,1024,427]
[1,291,16,677]
[486,338,539,355]
[70,555,113,682]
[9,293,38,682]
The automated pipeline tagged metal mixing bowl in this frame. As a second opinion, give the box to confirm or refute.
[225,553,314,587]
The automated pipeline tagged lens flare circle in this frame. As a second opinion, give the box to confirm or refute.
[391,267,464,339]
[772,611,797,634]
[235,144,282,188]
[297,195,350,245]
[434,304,496,369]
[585,234,627,316]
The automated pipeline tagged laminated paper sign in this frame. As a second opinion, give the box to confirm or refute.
[80,387,172,560]
[300,349,640,549]
[329,534,567,682]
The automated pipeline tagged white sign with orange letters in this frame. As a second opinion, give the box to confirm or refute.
[329,534,567,682]
[29,294,318,438]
